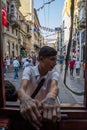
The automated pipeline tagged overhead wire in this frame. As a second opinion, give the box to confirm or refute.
[40,0,50,40]
[36,0,55,11]
[43,0,46,27]
[36,0,56,43]
[47,0,50,36]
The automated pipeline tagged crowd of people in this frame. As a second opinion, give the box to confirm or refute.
[3,54,85,80]
[3,55,37,80]
[69,57,85,78]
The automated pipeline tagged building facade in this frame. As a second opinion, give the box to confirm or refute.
[2,0,43,58]
[61,0,86,61]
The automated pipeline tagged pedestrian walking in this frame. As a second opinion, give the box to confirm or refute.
[13,57,20,80]
[18,46,61,130]
[75,58,81,78]
[83,60,86,78]
[28,56,33,66]
[6,56,10,71]
[23,59,29,69]
[23,58,33,69]
[21,56,27,67]
[69,59,75,76]
[59,55,64,71]
[3,58,7,76]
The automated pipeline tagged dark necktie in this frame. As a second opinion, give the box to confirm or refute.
[31,78,45,98]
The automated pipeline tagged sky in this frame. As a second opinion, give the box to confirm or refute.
[34,0,65,42]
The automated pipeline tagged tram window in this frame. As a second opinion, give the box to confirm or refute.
[0,0,87,110]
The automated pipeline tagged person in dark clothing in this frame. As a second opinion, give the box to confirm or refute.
[32,55,37,66]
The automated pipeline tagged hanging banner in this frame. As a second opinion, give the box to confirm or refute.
[34,24,62,32]
[2,0,8,27]
[34,27,40,32]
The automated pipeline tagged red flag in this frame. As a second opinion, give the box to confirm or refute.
[2,7,8,27]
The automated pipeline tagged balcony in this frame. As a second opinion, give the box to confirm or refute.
[78,0,85,9]
[79,17,86,29]
[8,13,20,28]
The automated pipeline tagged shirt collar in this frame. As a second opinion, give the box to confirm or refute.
[33,65,48,79]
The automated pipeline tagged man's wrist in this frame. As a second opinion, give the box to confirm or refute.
[46,92,57,99]
[42,97,56,105]
[20,97,33,104]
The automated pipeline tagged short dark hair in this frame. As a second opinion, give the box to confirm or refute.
[39,46,57,57]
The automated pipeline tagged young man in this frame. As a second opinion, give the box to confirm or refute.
[18,46,60,130]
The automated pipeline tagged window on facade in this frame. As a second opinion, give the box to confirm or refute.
[80,7,86,20]
[12,43,14,49]
[16,44,18,50]
[16,29,17,36]
[7,1,9,13]
[12,27,14,34]
[10,5,14,16]
[6,42,10,57]
[27,25,30,33]
[6,25,9,31]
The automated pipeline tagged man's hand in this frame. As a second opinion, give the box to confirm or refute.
[41,97,61,122]
[20,98,42,130]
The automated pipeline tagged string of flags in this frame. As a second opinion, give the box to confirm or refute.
[34,26,62,32]
[36,0,55,11]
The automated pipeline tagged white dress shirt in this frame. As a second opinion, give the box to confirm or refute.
[22,65,59,101]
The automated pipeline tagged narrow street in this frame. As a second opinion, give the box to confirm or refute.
[4,63,84,104]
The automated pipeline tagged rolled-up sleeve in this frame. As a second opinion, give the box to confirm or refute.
[50,71,59,81]
[22,67,31,80]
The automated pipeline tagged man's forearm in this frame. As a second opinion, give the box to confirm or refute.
[46,79,59,99]
[18,80,31,102]
[18,88,31,102]
[46,86,58,99]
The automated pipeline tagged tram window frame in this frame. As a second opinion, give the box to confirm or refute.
[0,0,87,120]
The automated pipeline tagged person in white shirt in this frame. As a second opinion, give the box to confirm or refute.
[23,59,33,69]
[6,57,10,70]
[13,57,19,80]
[28,56,33,65]
[18,46,61,130]
[21,57,27,67]
[75,58,81,77]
